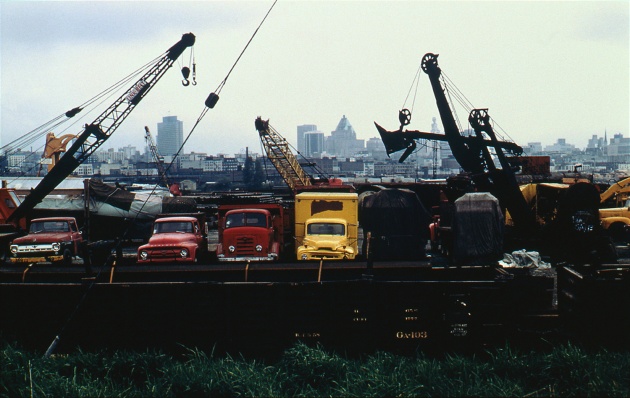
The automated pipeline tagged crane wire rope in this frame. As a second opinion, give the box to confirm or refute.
[42,1,279,358]
[114,0,279,239]
[41,51,189,358]
[214,0,277,96]
[3,55,160,154]
[402,63,423,116]
[441,71,518,146]
[2,56,163,184]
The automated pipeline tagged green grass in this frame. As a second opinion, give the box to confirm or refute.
[2,341,629,397]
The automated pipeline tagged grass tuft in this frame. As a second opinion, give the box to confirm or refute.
[1,339,629,397]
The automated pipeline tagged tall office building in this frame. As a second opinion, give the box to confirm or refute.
[304,131,325,157]
[297,124,317,155]
[157,116,184,156]
[325,115,364,158]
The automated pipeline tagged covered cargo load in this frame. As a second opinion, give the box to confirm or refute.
[452,192,504,266]
[359,188,431,260]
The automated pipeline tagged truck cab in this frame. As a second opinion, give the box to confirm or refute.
[297,217,355,260]
[9,217,83,265]
[137,215,207,264]
[216,208,281,262]
[294,192,358,261]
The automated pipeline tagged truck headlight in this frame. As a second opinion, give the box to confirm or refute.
[180,249,189,258]
[228,245,235,253]
[255,244,263,252]
[10,245,18,254]
[52,242,60,252]
[140,251,148,260]
[301,254,308,260]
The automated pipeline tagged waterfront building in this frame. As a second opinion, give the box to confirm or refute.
[607,134,630,157]
[157,116,184,156]
[297,124,317,155]
[325,115,364,158]
[75,164,93,176]
[526,142,543,155]
[366,137,388,160]
[544,138,576,154]
[304,131,325,158]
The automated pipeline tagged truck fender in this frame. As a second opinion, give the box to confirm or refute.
[600,216,630,230]
[429,222,438,242]
[271,241,280,256]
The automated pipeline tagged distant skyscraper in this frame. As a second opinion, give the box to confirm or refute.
[157,116,184,156]
[325,115,364,158]
[304,131,325,157]
[297,124,317,155]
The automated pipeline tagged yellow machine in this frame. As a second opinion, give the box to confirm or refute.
[294,192,358,261]
[37,132,79,176]
[598,177,630,241]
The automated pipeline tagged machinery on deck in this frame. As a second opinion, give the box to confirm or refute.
[144,126,181,195]
[255,117,312,192]
[376,53,536,236]
[0,33,196,260]
[255,117,349,193]
[37,132,80,176]
[376,53,615,264]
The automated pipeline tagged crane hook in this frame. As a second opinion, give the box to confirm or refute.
[181,66,191,86]
[191,63,197,86]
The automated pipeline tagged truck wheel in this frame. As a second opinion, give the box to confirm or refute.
[62,249,73,266]
[607,223,627,243]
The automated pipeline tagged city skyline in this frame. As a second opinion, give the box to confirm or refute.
[1,1,627,157]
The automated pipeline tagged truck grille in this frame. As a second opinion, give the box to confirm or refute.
[15,244,56,254]
[148,248,179,259]
[235,236,256,255]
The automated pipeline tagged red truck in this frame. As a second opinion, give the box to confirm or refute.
[9,217,83,265]
[216,204,287,262]
[137,214,207,264]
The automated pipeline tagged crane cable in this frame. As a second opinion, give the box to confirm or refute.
[213,0,277,96]
[2,55,163,181]
[440,71,517,146]
[402,63,423,117]
[41,51,188,358]
[114,0,279,240]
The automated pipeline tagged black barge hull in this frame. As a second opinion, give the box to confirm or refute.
[0,262,556,355]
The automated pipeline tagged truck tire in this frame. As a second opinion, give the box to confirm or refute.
[62,248,73,266]
[607,222,628,243]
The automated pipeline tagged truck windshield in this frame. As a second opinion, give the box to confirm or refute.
[307,223,345,236]
[29,221,69,233]
[154,222,193,233]
[225,213,267,228]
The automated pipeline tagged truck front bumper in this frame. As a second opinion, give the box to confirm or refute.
[10,255,64,264]
[217,254,277,262]
[297,250,355,261]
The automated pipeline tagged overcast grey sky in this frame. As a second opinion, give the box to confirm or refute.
[1,1,628,157]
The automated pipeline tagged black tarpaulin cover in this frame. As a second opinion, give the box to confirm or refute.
[452,192,504,266]
[359,188,430,260]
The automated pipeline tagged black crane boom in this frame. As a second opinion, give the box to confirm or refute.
[376,52,536,233]
[8,33,195,223]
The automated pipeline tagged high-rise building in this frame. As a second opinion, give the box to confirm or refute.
[157,116,184,156]
[325,115,364,158]
[304,131,325,157]
[297,124,317,155]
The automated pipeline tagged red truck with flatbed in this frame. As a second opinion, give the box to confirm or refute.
[137,214,208,264]
[216,204,287,262]
[9,217,83,265]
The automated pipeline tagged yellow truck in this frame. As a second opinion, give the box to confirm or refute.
[294,192,358,261]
